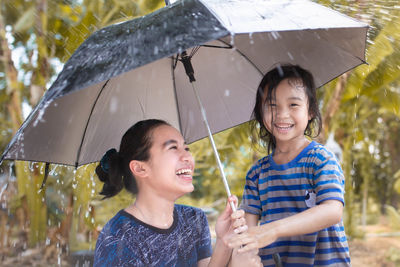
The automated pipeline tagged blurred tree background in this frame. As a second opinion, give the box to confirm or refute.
[0,0,400,265]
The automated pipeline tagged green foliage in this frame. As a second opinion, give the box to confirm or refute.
[1,0,400,253]
[385,205,400,230]
[0,0,165,249]
[385,247,400,265]
[316,0,400,236]
[188,123,258,210]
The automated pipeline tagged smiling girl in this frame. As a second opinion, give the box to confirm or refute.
[228,65,350,266]
[93,119,260,267]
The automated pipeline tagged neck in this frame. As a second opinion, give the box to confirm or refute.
[273,137,311,164]
[126,190,176,229]
[275,136,310,154]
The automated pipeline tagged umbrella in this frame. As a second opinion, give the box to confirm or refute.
[1,0,368,201]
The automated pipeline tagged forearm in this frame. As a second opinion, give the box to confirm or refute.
[265,200,343,240]
[208,238,232,267]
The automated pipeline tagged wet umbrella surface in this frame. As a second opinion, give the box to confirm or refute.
[1,0,367,175]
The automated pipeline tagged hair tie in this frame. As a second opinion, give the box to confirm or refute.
[100,148,117,173]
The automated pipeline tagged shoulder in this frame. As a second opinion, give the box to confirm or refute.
[175,205,210,233]
[306,142,339,164]
[175,204,207,219]
[94,210,138,266]
[246,155,270,177]
[97,210,136,239]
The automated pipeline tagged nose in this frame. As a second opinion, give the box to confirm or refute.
[181,148,194,163]
[276,105,289,119]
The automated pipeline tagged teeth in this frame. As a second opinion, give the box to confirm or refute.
[176,169,192,175]
[275,124,293,129]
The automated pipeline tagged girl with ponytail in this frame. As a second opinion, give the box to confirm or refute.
[93,119,261,267]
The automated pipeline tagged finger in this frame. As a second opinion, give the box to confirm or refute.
[231,209,245,220]
[237,243,258,253]
[220,196,235,219]
[228,195,239,210]
[247,248,259,256]
[228,235,252,248]
[232,217,246,228]
[234,225,248,234]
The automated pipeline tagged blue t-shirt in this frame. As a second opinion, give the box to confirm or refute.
[94,204,212,267]
[240,141,350,267]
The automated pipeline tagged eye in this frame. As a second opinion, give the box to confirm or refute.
[290,103,299,107]
[169,146,178,150]
[185,147,190,152]
[265,103,276,108]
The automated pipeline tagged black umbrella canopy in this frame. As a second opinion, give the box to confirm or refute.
[43,0,229,102]
[1,0,368,167]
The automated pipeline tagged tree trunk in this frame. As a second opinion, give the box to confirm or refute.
[0,2,48,247]
[343,137,356,237]
[321,73,348,143]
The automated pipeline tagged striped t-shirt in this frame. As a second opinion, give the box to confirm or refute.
[240,141,350,267]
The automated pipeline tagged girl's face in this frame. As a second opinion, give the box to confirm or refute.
[263,78,311,145]
[144,124,195,198]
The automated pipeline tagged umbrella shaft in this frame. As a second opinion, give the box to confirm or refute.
[190,83,236,212]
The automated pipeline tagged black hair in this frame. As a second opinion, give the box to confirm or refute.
[251,64,322,153]
[96,119,170,199]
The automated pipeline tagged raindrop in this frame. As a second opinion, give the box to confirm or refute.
[249,32,254,44]
[0,183,8,200]
[229,32,235,46]
[271,31,281,40]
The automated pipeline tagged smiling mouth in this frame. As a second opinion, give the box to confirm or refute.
[274,123,294,131]
[176,169,193,176]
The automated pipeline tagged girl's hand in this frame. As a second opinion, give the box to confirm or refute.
[228,225,278,253]
[215,196,248,243]
[230,248,262,267]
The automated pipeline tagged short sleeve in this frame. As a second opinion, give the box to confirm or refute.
[197,211,212,260]
[239,163,262,215]
[313,148,345,206]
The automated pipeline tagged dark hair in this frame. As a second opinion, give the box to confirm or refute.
[251,64,322,153]
[96,119,170,199]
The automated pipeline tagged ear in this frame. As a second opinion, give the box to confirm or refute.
[129,160,148,178]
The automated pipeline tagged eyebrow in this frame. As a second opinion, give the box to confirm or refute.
[162,139,178,148]
[288,96,304,101]
[265,96,303,102]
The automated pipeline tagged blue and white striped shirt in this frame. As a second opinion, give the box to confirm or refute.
[240,141,350,267]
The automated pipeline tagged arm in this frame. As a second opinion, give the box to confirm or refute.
[245,212,259,227]
[197,238,232,267]
[198,196,259,267]
[228,199,343,252]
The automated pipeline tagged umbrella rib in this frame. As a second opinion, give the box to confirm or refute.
[74,80,110,167]
[170,56,183,133]
[216,39,264,76]
[200,44,232,49]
